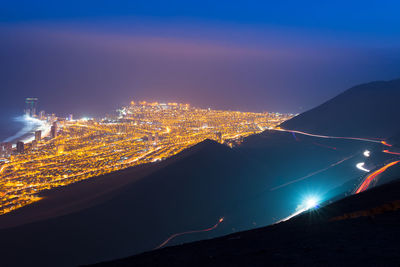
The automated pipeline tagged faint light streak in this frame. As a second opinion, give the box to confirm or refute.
[270,155,355,191]
[155,217,224,249]
[276,128,383,144]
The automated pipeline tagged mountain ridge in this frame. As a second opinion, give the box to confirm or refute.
[281,78,400,138]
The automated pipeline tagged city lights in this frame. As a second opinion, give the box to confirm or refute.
[0,101,293,215]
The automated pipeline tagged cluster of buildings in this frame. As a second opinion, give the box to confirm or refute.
[0,99,293,215]
[0,98,64,158]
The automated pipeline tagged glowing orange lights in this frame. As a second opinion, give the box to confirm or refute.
[383,150,400,156]
[355,161,400,194]
[381,141,393,147]
[0,102,292,215]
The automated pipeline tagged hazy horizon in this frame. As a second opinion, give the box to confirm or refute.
[1,1,400,117]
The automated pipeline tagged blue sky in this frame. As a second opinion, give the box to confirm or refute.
[1,0,400,116]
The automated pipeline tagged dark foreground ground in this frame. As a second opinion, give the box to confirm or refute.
[92,178,400,267]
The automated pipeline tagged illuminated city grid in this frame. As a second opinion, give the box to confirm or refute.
[0,101,293,215]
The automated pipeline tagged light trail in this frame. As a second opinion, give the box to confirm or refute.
[155,217,224,249]
[355,161,400,194]
[381,141,393,147]
[383,150,400,156]
[275,128,383,144]
[270,155,355,191]
[0,165,8,175]
[356,162,370,172]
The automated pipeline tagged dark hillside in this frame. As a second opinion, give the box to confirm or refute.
[92,177,400,267]
[0,133,373,266]
[281,79,400,138]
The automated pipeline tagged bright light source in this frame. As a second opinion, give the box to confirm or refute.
[305,197,318,210]
[356,162,370,172]
[363,150,370,157]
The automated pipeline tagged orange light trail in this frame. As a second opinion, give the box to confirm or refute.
[383,150,400,156]
[155,217,224,249]
[381,141,393,147]
[355,161,400,194]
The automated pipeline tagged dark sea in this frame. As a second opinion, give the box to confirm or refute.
[0,111,33,143]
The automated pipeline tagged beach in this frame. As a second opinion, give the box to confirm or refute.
[1,115,51,145]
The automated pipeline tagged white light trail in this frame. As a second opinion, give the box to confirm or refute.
[356,162,370,172]
[270,155,355,191]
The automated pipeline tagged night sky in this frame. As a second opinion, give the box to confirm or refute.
[1,0,400,117]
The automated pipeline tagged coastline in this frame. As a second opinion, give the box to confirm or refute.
[2,115,51,145]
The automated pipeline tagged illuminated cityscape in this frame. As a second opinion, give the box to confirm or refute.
[0,101,293,215]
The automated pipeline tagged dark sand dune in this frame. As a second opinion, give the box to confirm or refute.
[92,177,400,267]
[281,79,400,138]
[0,134,372,266]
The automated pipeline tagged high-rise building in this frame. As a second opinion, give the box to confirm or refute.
[51,122,58,138]
[0,142,12,157]
[35,130,42,142]
[68,114,73,121]
[51,126,57,138]
[25,98,38,117]
[16,141,24,154]
[0,143,6,157]
[31,140,37,150]
[39,110,46,120]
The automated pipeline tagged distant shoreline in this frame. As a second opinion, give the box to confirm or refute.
[2,115,51,145]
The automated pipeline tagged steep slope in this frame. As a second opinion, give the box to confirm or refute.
[0,140,257,266]
[0,132,374,266]
[281,79,400,138]
[92,177,400,267]
[3,75,399,266]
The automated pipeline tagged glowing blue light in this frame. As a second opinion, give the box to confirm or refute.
[304,196,318,210]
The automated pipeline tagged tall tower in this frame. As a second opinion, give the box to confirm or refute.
[25,98,38,117]
[16,141,24,154]
[35,130,42,142]
[51,122,58,138]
